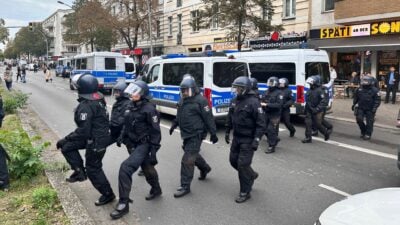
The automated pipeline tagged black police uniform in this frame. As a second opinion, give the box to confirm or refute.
[117,98,161,203]
[173,93,217,192]
[304,86,330,141]
[353,86,381,138]
[108,96,131,146]
[280,86,296,136]
[262,87,283,150]
[320,85,333,130]
[226,93,266,199]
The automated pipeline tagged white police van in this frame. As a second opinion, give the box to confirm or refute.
[70,52,126,91]
[124,56,137,83]
[230,49,332,115]
[143,54,250,118]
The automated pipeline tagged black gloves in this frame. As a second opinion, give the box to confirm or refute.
[116,136,123,147]
[169,122,178,135]
[225,132,230,144]
[351,105,355,111]
[251,138,260,151]
[56,138,67,149]
[149,145,160,165]
[210,134,218,144]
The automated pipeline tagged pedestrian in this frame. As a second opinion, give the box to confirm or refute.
[302,75,332,143]
[279,78,296,138]
[352,76,381,140]
[0,94,9,191]
[110,80,162,220]
[345,72,360,98]
[21,65,26,83]
[3,65,13,91]
[384,66,399,104]
[16,65,21,82]
[44,66,53,83]
[33,64,38,73]
[56,74,115,207]
[262,77,283,153]
[225,76,265,203]
[169,74,218,198]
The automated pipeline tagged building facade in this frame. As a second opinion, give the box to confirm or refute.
[42,9,79,60]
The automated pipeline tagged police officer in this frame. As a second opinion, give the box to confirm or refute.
[279,78,296,137]
[169,75,218,198]
[226,76,265,203]
[302,75,331,143]
[56,74,115,206]
[110,80,162,220]
[262,77,283,153]
[352,76,381,140]
[250,77,260,98]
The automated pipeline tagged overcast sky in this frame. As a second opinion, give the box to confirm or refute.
[1,0,71,50]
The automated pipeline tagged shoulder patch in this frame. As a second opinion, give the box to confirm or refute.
[204,105,210,112]
[320,94,325,98]
[279,95,283,100]
[152,115,159,123]
[258,107,264,114]
[377,92,381,96]
[80,113,88,121]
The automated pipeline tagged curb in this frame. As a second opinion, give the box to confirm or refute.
[325,115,400,134]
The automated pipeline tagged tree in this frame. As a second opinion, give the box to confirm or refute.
[0,18,9,44]
[4,40,18,59]
[11,27,47,58]
[198,0,283,51]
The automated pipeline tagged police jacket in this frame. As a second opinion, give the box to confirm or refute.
[353,86,381,112]
[66,98,110,145]
[280,87,294,110]
[305,87,327,114]
[226,94,266,139]
[110,97,131,128]
[175,94,217,140]
[262,87,283,116]
[122,99,161,149]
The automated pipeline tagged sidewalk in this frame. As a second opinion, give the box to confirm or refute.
[327,98,399,131]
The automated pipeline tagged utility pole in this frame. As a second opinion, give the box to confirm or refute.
[146,0,153,57]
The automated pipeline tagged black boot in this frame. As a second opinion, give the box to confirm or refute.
[252,171,259,181]
[302,138,312,143]
[235,192,251,203]
[312,130,318,137]
[198,167,211,180]
[363,135,371,140]
[66,168,87,183]
[95,193,115,206]
[173,186,190,198]
[110,201,130,220]
[265,145,275,154]
[324,128,332,141]
[290,129,296,137]
[145,187,162,201]
[138,170,144,176]
[0,180,9,191]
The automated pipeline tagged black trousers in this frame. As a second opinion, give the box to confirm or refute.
[61,140,114,196]
[281,109,296,133]
[356,109,375,136]
[229,137,257,194]
[0,144,9,188]
[385,84,397,103]
[180,136,210,188]
[265,114,280,147]
[118,143,160,203]
[305,111,328,139]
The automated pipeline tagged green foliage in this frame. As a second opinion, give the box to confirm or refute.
[31,187,58,210]
[1,90,28,114]
[10,196,23,208]
[0,18,9,44]
[11,26,47,57]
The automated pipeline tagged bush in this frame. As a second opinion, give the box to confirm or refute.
[2,90,28,114]
[31,187,58,210]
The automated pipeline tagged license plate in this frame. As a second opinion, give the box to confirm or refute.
[216,107,229,113]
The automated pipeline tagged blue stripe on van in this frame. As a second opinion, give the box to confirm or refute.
[72,70,125,78]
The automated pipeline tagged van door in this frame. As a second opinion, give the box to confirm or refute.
[146,64,161,101]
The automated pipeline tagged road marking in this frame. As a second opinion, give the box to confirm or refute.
[319,184,351,197]
[313,137,397,160]
[160,123,212,145]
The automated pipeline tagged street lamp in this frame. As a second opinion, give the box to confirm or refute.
[57,1,73,9]
[145,0,153,57]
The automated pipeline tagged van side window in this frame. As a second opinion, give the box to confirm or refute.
[147,64,160,83]
[76,59,81,69]
[249,63,295,84]
[305,62,330,84]
[81,58,87,70]
[105,58,116,70]
[163,63,204,86]
[213,62,248,87]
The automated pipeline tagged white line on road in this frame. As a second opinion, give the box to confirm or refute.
[318,184,351,197]
[313,137,397,160]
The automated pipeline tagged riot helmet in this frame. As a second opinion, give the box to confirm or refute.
[306,75,321,89]
[361,76,373,88]
[267,76,279,90]
[279,78,289,88]
[113,80,128,99]
[231,76,251,97]
[180,74,198,98]
[250,77,259,91]
[71,74,102,100]
[124,80,150,102]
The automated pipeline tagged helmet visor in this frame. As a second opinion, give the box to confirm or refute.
[231,85,245,96]
[267,79,277,87]
[180,87,193,98]
[71,74,82,89]
[306,77,314,85]
[124,83,144,98]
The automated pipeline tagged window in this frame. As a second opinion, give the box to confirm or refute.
[177,0,182,7]
[125,63,134,73]
[305,62,330,84]
[213,62,248,87]
[105,58,116,70]
[284,0,296,18]
[80,58,87,70]
[191,10,200,32]
[177,14,182,34]
[163,63,204,86]
[323,0,334,12]
[156,20,161,37]
[168,16,173,36]
[211,3,219,29]
[249,63,296,84]
[262,7,271,20]
[112,6,116,15]
[146,64,160,83]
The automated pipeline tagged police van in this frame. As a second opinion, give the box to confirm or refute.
[70,52,126,91]
[230,49,332,115]
[124,56,137,83]
[143,54,250,118]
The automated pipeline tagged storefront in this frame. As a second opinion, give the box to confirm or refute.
[249,31,308,50]
[117,46,163,66]
[309,20,400,87]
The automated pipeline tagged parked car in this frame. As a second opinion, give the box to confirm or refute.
[28,63,35,71]
[315,188,400,225]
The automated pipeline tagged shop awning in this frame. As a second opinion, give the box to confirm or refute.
[308,35,400,52]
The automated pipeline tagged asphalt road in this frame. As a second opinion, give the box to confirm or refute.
[6,68,400,225]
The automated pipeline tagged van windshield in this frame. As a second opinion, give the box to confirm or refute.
[249,63,296,84]
[125,63,134,72]
[305,62,330,84]
[213,62,248,87]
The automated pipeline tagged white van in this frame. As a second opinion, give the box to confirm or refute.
[144,55,250,118]
[124,56,137,83]
[230,49,332,114]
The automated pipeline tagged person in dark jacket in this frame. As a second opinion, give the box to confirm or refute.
[169,75,218,198]
[56,74,115,206]
[384,66,399,104]
[262,77,283,153]
[302,75,331,143]
[0,95,9,191]
[110,80,162,220]
[279,78,296,138]
[226,76,265,203]
[250,77,260,98]
[352,76,381,140]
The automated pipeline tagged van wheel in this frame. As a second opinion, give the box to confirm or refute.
[69,79,75,90]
